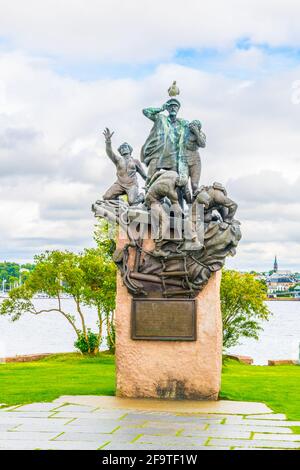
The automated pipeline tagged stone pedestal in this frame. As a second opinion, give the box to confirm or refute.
[115,266,222,400]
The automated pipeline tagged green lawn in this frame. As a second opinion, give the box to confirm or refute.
[0,354,299,421]
[0,353,115,405]
[221,359,300,421]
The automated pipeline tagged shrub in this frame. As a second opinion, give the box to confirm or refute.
[74,329,100,354]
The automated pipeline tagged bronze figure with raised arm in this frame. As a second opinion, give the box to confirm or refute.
[102,128,146,205]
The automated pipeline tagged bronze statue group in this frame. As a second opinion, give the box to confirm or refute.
[93,84,241,298]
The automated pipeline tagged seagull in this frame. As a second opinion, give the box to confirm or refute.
[168,81,180,97]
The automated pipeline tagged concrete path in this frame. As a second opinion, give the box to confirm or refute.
[0,396,299,450]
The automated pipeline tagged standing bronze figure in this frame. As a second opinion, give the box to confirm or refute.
[141,99,188,182]
[102,128,147,205]
[183,120,206,197]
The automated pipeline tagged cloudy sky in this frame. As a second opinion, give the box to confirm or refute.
[0,0,300,271]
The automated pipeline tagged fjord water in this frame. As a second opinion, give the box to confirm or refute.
[227,301,300,364]
[0,299,299,364]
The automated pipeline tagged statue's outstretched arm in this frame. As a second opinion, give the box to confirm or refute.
[105,141,120,164]
[103,127,120,164]
[142,106,164,121]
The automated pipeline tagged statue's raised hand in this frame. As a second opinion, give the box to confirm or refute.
[103,127,114,142]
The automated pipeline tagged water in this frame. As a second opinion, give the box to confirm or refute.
[0,299,299,364]
[0,298,106,358]
[227,301,300,364]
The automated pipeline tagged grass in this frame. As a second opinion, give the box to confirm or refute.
[221,359,300,420]
[0,354,299,421]
[0,353,115,406]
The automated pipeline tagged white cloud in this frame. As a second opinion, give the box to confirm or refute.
[1,1,300,62]
[0,3,300,270]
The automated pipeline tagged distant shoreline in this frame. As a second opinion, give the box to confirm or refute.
[266,298,300,301]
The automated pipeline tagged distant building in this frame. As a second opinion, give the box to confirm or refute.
[293,286,300,298]
[271,256,292,276]
[250,257,298,296]
[266,272,295,295]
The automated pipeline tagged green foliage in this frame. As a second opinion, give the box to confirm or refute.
[1,247,117,354]
[74,329,100,354]
[221,270,270,349]
[94,219,116,259]
[0,262,34,287]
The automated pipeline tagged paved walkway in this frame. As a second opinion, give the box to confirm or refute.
[0,396,299,450]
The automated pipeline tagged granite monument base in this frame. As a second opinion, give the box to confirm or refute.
[115,270,222,400]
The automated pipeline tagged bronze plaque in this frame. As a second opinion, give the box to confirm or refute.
[131,298,197,341]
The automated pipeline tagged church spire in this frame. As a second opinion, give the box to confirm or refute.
[273,255,278,272]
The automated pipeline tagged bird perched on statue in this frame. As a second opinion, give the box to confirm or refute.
[168,81,180,97]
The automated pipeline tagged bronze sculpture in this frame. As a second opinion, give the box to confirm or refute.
[102,127,147,205]
[183,120,206,198]
[93,83,241,298]
[140,98,188,181]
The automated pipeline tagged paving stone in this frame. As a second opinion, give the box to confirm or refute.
[136,435,207,446]
[54,411,127,420]
[119,411,172,417]
[102,442,212,450]
[0,423,22,431]
[222,416,251,424]
[0,431,59,441]
[16,422,73,432]
[39,441,103,450]
[146,421,208,431]
[96,434,147,445]
[54,432,111,444]
[57,404,98,413]
[177,413,235,419]
[182,429,251,439]
[88,409,129,418]
[253,433,300,441]
[224,416,300,427]
[0,416,70,426]
[208,438,300,449]
[206,424,292,434]
[237,419,300,427]
[0,440,46,450]
[0,411,56,419]
[114,425,183,436]
[66,419,121,431]
[119,413,166,422]
[8,403,63,412]
[235,447,282,450]
[0,439,101,450]
[133,416,223,425]
[115,419,149,426]
[60,424,135,434]
[1,399,298,451]
[246,414,287,420]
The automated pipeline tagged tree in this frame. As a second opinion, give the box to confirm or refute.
[0,248,116,354]
[221,270,270,349]
[93,219,116,258]
[0,262,34,286]
[93,218,117,350]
